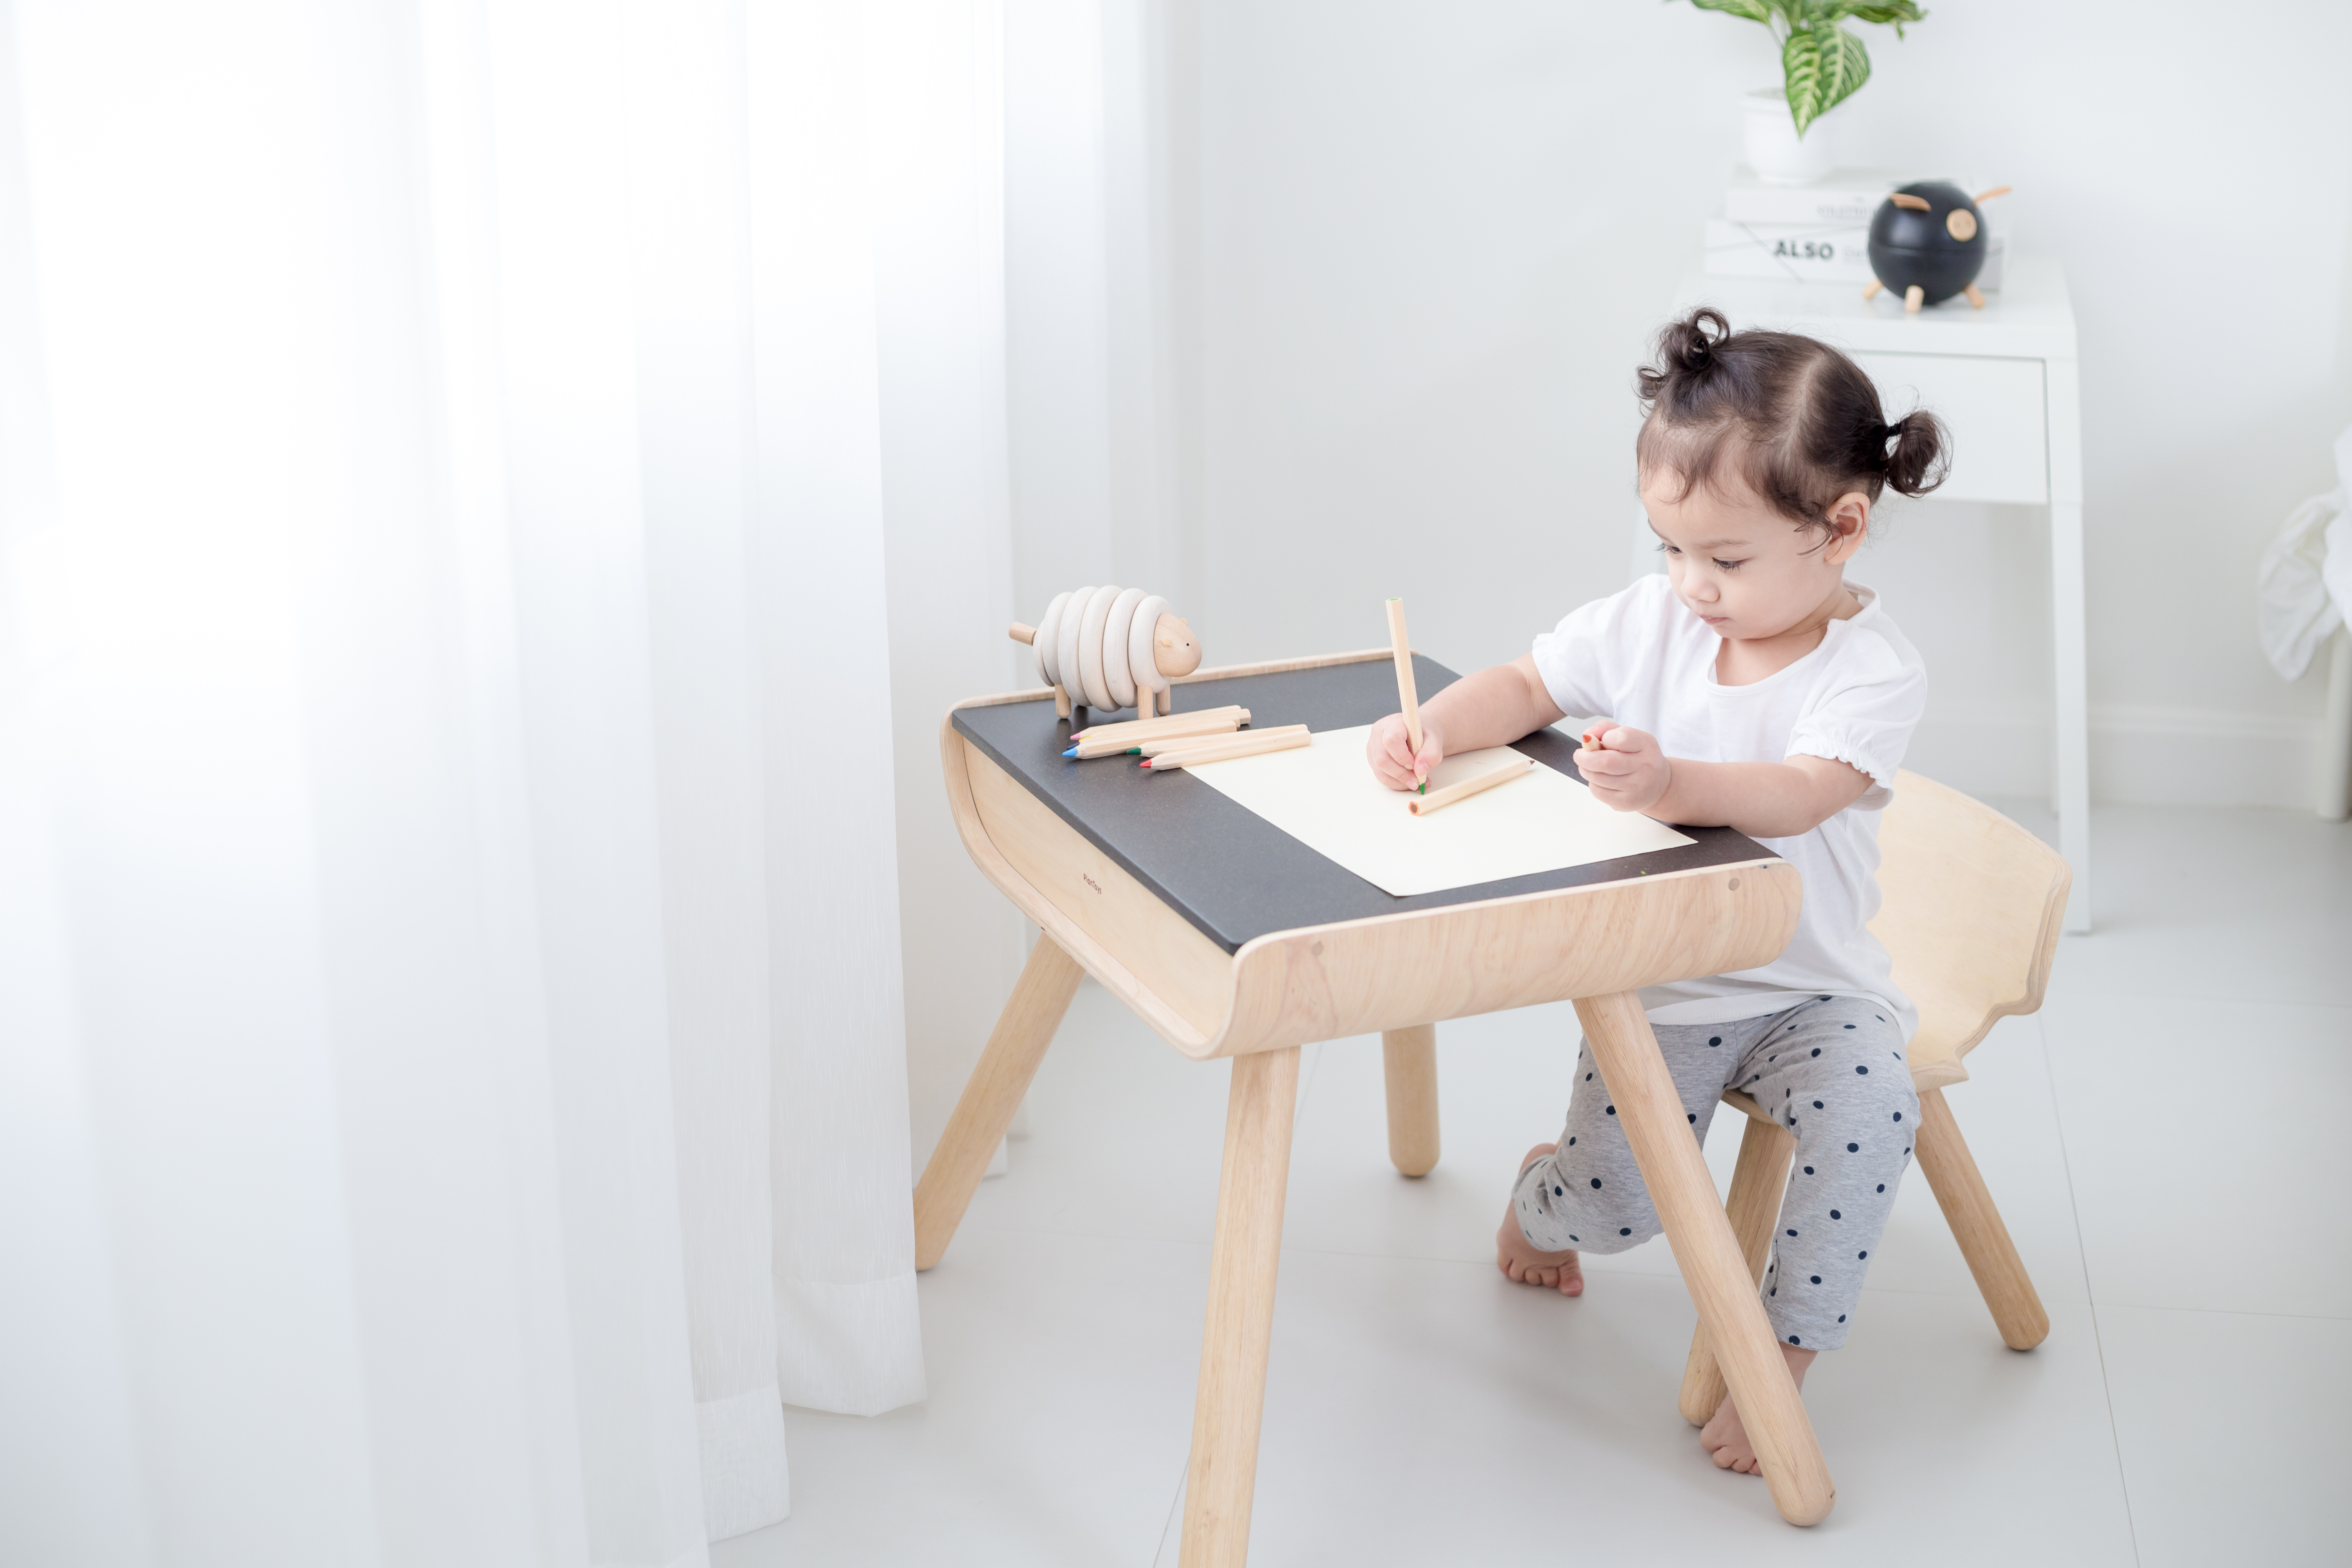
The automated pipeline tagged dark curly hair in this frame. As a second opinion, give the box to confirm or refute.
[1635,307,1948,539]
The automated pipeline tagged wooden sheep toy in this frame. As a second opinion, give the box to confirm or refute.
[1009,587,1201,720]
[1863,182,2010,313]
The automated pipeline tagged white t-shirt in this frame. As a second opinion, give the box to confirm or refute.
[1530,573,1925,1040]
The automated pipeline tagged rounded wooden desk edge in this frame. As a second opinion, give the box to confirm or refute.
[941,655,1803,1063]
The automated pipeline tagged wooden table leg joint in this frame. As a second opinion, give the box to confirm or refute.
[1179,1046,1301,1568]
[1381,1025,1440,1177]
[911,935,1085,1272]
[1679,1111,1795,1427]
[1576,992,1835,1526]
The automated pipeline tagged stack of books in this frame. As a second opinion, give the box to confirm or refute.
[1702,166,2006,290]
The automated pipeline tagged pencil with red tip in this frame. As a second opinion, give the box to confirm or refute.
[1138,728,1311,771]
[1137,724,1306,760]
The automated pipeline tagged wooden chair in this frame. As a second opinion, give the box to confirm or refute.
[1672,769,2070,1425]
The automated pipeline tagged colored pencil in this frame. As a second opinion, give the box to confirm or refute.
[1065,724,1241,759]
[1138,728,1312,771]
[1069,705,1249,744]
[1386,598,1424,793]
[1406,757,1534,817]
[1136,724,1305,757]
[1064,712,1248,758]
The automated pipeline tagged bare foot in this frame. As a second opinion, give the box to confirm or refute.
[1494,1143,1584,1296]
[1700,1342,1817,1474]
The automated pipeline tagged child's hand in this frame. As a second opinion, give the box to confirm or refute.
[1367,713,1444,792]
[1575,719,1672,815]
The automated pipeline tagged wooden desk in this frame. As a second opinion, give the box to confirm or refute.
[916,651,1829,1559]
[1666,257,2089,932]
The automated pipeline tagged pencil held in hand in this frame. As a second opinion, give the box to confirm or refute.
[1406,757,1534,816]
[1385,597,1425,793]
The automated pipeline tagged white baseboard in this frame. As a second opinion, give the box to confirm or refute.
[1903,704,2332,811]
[2090,704,2323,809]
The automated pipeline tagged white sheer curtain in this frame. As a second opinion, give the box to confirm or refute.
[0,1,998,1561]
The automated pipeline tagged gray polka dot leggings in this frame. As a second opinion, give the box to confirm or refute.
[1510,995,1916,1352]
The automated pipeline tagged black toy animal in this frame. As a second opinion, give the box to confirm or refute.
[1864,181,2010,312]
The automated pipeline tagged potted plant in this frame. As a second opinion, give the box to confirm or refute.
[1684,1,1925,185]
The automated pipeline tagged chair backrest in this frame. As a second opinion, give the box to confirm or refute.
[1868,770,2070,1084]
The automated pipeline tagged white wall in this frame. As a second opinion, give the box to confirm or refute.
[1008,0,2352,809]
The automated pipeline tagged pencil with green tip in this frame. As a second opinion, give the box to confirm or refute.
[1385,597,1426,793]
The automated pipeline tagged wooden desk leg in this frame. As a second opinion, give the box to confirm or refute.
[1380,1025,1440,1177]
[1914,1089,2049,1350]
[1575,993,1835,1526]
[1180,1046,1301,1568]
[1679,1115,1795,1425]
[911,935,1085,1271]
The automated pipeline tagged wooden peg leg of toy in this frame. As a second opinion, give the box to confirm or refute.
[1679,1109,1795,1425]
[1180,1045,1301,1568]
[1861,279,1883,301]
[1904,285,1924,314]
[1381,1025,1440,1177]
[1963,283,1987,309]
[911,935,1084,1270]
[1575,991,1835,1526]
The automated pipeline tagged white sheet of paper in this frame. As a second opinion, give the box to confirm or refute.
[1185,724,1695,898]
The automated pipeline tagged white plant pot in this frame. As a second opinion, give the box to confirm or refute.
[1742,86,1838,186]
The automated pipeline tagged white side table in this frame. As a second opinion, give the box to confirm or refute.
[1660,258,2089,932]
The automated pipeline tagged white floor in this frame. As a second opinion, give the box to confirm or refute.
[717,802,2352,1567]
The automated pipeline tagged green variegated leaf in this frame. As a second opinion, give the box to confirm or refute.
[1687,0,1775,21]
[1782,23,1871,136]
[1841,2,1924,20]
[1842,0,1924,36]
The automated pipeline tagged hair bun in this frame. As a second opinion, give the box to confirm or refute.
[1638,307,1731,403]
[1880,409,1951,497]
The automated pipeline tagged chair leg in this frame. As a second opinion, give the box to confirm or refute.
[1180,1047,1301,1568]
[1380,1025,1440,1176]
[1914,1087,2050,1350]
[1576,993,1834,1526]
[911,935,1084,1271]
[1679,1113,1794,1425]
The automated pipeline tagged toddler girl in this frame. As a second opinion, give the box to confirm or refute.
[1365,307,1947,1476]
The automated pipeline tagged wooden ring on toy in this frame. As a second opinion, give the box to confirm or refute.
[1102,588,1148,708]
[1054,585,1095,704]
[1075,584,1123,709]
[1127,595,1171,694]
[1034,589,1073,688]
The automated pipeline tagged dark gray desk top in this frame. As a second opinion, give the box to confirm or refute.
[952,656,1772,954]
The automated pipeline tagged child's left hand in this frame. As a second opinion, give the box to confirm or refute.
[1575,720,1672,815]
